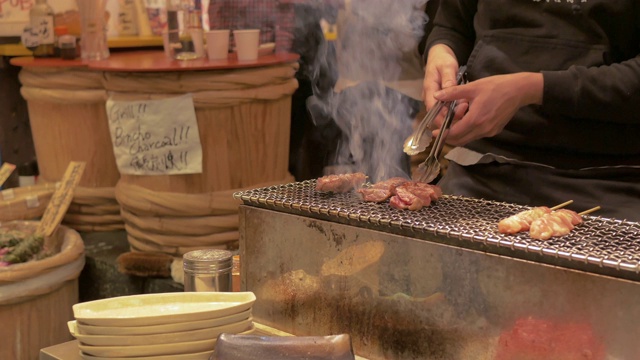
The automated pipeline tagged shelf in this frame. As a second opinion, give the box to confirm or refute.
[0,36,163,57]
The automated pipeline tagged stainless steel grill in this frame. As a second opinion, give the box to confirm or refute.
[234,180,640,279]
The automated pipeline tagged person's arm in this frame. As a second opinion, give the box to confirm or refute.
[421,0,477,111]
[541,57,640,124]
[424,0,477,66]
[418,0,440,60]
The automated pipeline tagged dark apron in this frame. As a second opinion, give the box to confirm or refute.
[438,161,640,222]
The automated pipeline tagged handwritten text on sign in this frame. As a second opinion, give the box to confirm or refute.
[106,94,203,175]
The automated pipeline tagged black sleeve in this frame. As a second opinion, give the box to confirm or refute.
[542,56,640,124]
[418,0,440,58]
[423,0,478,66]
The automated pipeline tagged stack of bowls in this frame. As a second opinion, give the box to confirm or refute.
[68,292,256,360]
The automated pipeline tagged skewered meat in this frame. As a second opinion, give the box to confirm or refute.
[316,172,367,193]
[529,209,583,240]
[358,177,409,202]
[498,207,552,235]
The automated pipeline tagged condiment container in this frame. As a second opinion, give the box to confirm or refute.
[183,249,233,292]
[59,34,77,60]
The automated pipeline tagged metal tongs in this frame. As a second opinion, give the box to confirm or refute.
[403,65,468,156]
[413,100,457,183]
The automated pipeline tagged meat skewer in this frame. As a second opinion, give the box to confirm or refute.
[498,200,574,235]
[529,206,601,241]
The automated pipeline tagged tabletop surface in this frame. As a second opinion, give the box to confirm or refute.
[10,51,299,72]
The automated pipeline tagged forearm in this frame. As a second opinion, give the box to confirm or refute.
[517,72,543,107]
[541,57,640,124]
[423,0,477,66]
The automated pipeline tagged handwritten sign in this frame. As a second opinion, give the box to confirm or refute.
[0,163,16,186]
[37,161,85,237]
[106,94,203,175]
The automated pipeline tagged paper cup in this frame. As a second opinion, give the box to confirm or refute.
[234,29,260,61]
[206,30,230,60]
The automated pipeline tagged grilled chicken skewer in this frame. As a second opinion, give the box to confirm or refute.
[498,200,574,235]
[529,206,601,241]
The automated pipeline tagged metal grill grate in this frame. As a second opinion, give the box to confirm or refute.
[234,180,640,276]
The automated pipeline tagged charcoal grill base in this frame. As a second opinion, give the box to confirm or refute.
[240,205,640,360]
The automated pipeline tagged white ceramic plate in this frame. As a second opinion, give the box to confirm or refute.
[73,292,256,326]
[80,349,213,360]
[69,318,253,346]
[78,324,255,358]
[75,308,252,336]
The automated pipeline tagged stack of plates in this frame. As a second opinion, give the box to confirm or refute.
[68,292,256,360]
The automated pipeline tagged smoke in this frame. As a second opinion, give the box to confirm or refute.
[307,0,428,182]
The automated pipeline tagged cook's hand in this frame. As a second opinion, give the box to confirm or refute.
[432,72,544,146]
[422,44,460,110]
[422,44,469,129]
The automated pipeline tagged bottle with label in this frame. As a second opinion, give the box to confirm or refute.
[30,0,56,57]
[166,0,202,60]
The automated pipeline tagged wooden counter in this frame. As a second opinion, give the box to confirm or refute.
[10,50,299,71]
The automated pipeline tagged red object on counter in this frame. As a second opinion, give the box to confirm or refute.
[9,51,299,72]
[496,317,606,360]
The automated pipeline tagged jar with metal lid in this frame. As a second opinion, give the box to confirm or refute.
[183,249,233,292]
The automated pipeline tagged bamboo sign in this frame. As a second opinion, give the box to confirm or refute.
[37,161,86,237]
[0,163,16,186]
[106,94,203,176]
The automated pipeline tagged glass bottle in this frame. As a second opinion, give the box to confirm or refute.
[166,0,201,60]
[30,0,56,57]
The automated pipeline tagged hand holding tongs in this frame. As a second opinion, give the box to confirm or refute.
[403,65,468,156]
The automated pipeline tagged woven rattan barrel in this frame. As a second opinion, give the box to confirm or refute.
[0,221,85,360]
[104,62,299,254]
[19,67,118,188]
[103,62,299,193]
[18,67,123,232]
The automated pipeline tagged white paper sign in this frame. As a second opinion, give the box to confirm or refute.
[106,94,203,175]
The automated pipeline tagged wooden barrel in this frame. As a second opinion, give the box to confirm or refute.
[0,221,85,360]
[18,67,123,231]
[103,62,298,193]
[104,61,299,253]
[18,67,118,188]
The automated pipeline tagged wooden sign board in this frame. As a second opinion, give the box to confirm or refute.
[0,163,16,187]
[36,161,86,237]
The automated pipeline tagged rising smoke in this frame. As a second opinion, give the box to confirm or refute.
[308,0,428,182]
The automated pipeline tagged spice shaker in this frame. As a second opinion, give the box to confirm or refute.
[183,249,233,292]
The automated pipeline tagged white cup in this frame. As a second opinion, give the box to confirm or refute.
[233,29,260,61]
[206,29,230,60]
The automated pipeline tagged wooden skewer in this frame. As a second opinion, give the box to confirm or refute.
[550,200,573,211]
[579,206,601,216]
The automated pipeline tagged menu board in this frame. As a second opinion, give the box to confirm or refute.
[106,94,203,176]
[37,161,85,237]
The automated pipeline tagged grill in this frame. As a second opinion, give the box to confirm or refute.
[234,180,640,280]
